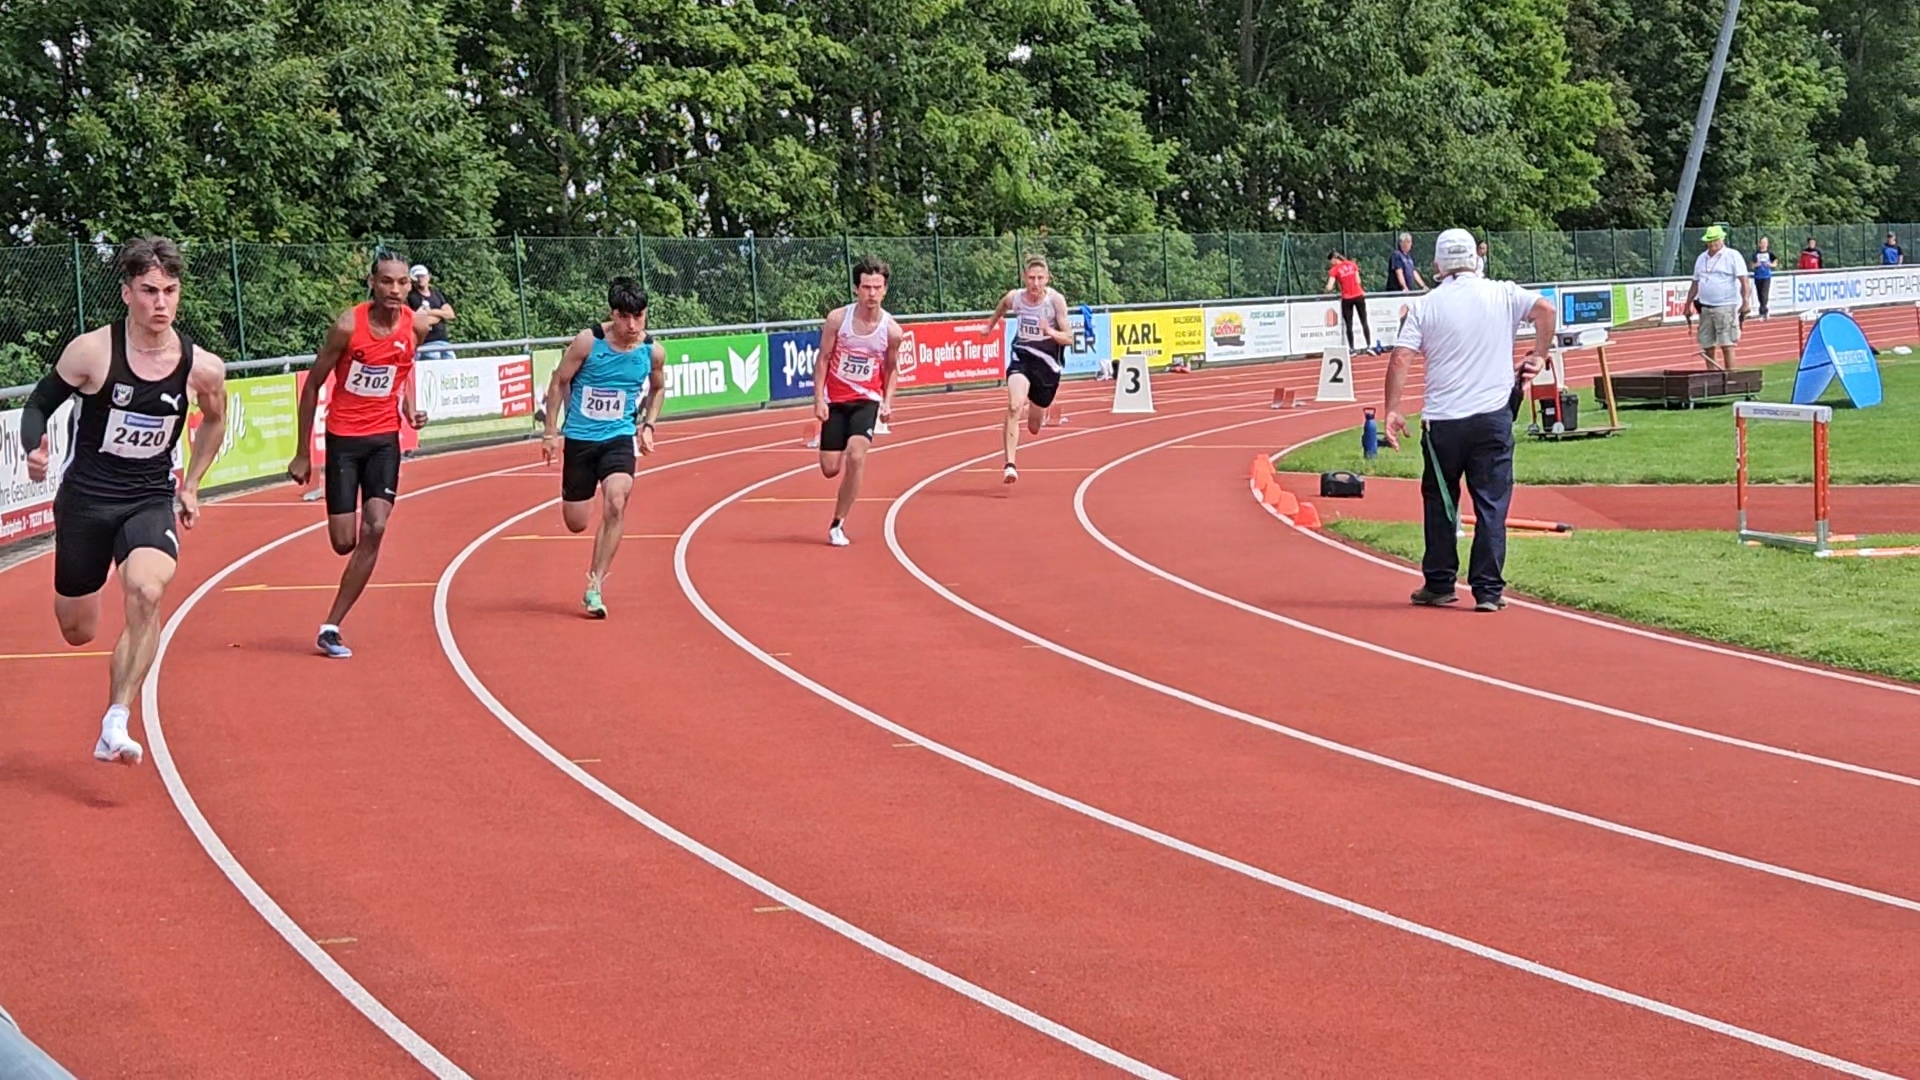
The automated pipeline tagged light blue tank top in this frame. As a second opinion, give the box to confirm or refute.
[564,327,653,441]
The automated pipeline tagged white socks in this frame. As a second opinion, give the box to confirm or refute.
[101,703,130,737]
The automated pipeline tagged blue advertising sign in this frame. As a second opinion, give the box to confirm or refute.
[1793,311,1883,408]
[768,329,820,401]
[1559,288,1613,328]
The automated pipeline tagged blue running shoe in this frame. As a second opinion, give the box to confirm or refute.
[317,627,353,658]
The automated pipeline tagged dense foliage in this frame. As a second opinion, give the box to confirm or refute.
[4,0,1916,242]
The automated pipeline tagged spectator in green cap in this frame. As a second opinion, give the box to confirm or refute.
[1686,225,1750,369]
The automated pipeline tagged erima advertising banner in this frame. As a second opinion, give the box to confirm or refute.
[1203,303,1291,363]
[897,318,1005,389]
[0,399,76,544]
[769,329,821,401]
[1110,307,1204,369]
[659,332,771,416]
[186,373,299,490]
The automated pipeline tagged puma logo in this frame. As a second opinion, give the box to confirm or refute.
[160,392,182,411]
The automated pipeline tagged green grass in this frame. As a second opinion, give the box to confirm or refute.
[1281,357,1920,484]
[1329,520,1920,683]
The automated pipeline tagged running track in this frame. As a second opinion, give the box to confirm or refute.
[2,324,1916,1078]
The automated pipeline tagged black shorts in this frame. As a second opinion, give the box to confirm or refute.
[323,432,403,516]
[820,401,879,453]
[562,435,637,502]
[1008,341,1064,408]
[52,488,178,598]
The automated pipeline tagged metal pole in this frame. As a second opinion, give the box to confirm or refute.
[1161,229,1170,300]
[512,235,531,339]
[1659,0,1742,277]
[230,239,249,361]
[71,240,86,335]
[1225,232,1235,297]
[747,234,761,323]
[1090,225,1105,303]
[933,231,944,311]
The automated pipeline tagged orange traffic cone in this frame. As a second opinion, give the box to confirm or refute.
[1262,478,1299,516]
[1293,500,1323,529]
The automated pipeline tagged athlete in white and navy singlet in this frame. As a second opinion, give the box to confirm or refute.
[985,257,1075,483]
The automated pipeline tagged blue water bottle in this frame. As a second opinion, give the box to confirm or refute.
[1362,407,1379,460]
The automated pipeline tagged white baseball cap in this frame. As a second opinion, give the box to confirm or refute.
[409,264,430,279]
[1433,228,1478,274]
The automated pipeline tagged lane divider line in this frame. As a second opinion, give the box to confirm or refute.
[670,401,1900,1079]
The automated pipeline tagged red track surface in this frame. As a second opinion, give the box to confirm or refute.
[3,319,1916,1078]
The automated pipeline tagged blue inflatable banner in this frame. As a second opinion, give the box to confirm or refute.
[768,329,820,401]
[1792,311,1883,408]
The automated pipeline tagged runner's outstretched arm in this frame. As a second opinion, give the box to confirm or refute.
[880,321,904,419]
[177,348,229,529]
[290,314,353,485]
[542,331,593,464]
[638,344,666,454]
[813,309,842,423]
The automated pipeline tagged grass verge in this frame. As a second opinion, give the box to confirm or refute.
[1327,519,1920,684]
[1280,357,1920,484]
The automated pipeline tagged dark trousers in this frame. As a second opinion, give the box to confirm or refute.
[1755,276,1771,317]
[1420,408,1515,600]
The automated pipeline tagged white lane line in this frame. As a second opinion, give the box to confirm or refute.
[440,423,1194,1079]
[1262,426,1920,698]
[879,414,1920,911]
[674,416,1902,1078]
[1070,427,1920,789]
[133,430,816,1078]
[140,467,551,1079]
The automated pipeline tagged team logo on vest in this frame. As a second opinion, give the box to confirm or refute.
[112,383,133,406]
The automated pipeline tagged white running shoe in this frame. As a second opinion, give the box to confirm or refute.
[828,525,850,547]
[1003,463,1019,485]
[94,727,143,767]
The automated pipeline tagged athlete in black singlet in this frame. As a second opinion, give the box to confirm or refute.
[18,237,229,766]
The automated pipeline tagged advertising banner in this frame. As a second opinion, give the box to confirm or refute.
[413,354,536,448]
[1289,299,1348,355]
[186,373,300,490]
[1064,310,1111,376]
[1110,307,1204,369]
[769,329,821,401]
[1559,287,1614,329]
[0,399,76,544]
[1203,303,1291,363]
[1784,265,1920,314]
[1663,280,1694,324]
[1612,281,1666,327]
[897,318,1005,389]
[1367,297,1414,350]
[659,332,771,416]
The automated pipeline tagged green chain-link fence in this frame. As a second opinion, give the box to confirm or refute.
[5,224,1914,392]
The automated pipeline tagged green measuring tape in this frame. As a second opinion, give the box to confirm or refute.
[1420,421,1460,532]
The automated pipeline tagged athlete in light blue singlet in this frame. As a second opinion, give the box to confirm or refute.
[542,277,667,618]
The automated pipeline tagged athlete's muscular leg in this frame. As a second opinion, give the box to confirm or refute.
[326,499,389,626]
[819,450,844,479]
[833,438,869,523]
[1027,396,1047,435]
[108,548,176,708]
[1004,374,1032,465]
[54,594,101,647]
[561,500,594,534]
[591,473,634,580]
[326,511,360,555]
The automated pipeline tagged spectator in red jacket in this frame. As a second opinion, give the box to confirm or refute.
[1797,238,1824,270]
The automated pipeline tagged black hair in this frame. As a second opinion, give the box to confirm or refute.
[1327,250,1343,261]
[369,245,409,276]
[851,255,891,285]
[608,276,649,315]
[117,237,185,281]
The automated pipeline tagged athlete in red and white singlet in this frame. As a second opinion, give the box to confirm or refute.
[811,255,904,546]
[324,301,417,437]
[288,251,443,657]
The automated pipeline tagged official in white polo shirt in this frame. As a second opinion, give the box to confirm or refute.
[1381,228,1556,612]
[1686,225,1751,369]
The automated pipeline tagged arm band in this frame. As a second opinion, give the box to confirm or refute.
[20,372,80,451]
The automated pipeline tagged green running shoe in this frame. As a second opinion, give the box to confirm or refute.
[583,584,607,619]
